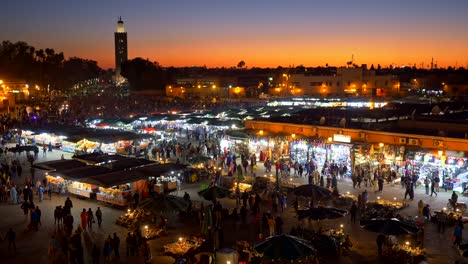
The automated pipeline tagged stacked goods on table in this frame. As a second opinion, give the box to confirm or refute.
[164,237,205,256]
[361,202,407,220]
[373,199,408,210]
[116,209,152,228]
[391,244,425,263]
[230,183,252,193]
[145,228,167,240]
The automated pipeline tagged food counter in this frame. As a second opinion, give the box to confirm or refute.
[96,193,128,206]
[163,181,177,191]
[68,187,91,198]
[96,187,131,206]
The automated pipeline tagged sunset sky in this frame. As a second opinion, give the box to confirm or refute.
[3,0,468,69]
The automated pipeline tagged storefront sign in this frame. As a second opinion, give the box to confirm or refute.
[333,134,351,143]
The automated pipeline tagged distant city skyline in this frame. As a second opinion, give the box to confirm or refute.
[3,0,468,69]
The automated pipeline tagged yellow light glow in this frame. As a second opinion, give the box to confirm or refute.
[212,85,216,89]
[379,143,384,147]
[327,137,332,142]
[197,85,201,88]
[438,150,443,156]
[234,87,241,94]
[291,133,296,139]
[259,130,264,135]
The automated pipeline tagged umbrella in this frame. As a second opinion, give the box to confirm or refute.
[293,184,332,200]
[139,195,189,215]
[297,207,348,220]
[198,185,231,201]
[360,218,420,236]
[188,155,212,164]
[254,235,315,261]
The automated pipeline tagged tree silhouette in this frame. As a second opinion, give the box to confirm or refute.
[237,60,246,68]
[120,58,167,91]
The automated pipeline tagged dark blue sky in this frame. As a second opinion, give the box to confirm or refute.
[3,0,468,68]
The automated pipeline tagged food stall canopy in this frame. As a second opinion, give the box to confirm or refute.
[48,166,113,180]
[34,159,87,171]
[72,153,129,164]
[81,169,150,188]
[107,158,155,170]
[28,124,154,148]
[137,163,187,176]
[80,163,187,188]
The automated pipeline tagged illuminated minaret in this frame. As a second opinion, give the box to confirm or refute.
[114,17,128,83]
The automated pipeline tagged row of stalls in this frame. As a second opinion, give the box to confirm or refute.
[19,127,155,155]
[218,131,467,189]
[35,153,187,206]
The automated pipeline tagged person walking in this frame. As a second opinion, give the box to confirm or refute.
[5,228,16,256]
[96,207,103,227]
[112,233,120,258]
[38,185,44,202]
[21,200,29,221]
[267,215,275,237]
[350,201,358,224]
[437,211,447,233]
[430,179,438,197]
[453,223,463,247]
[87,208,94,229]
[91,243,101,264]
[48,235,58,263]
[103,237,112,263]
[80,208,88,231]
[424,177,430,195]
[376,233,386,256]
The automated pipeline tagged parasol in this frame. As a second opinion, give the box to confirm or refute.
[254,234,315,261]
[360,218,420,236]
[139,194,189,215]
[198,185,231,202]
[293,184,332,200]
[297,207,348,220]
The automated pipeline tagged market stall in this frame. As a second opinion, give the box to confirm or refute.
[116,208,153,228]
[390,243,425,264]
[406,151,467,190]
[163,237,205,260]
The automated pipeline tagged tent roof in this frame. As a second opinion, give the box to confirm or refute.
[80,163,187,187]
[72,153,129,164]
[34,159,87,171]
[107,158,155,170]
[81,169,149,187]
[48,166,113,180]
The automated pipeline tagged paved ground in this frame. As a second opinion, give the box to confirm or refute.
[0,145,466,264]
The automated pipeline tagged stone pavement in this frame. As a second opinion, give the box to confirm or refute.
[0,145,466,264]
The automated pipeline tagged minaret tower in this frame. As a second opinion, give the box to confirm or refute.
[114,17,128,83]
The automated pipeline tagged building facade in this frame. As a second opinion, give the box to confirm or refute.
[114,17,128,83]
[290,67,399,97]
